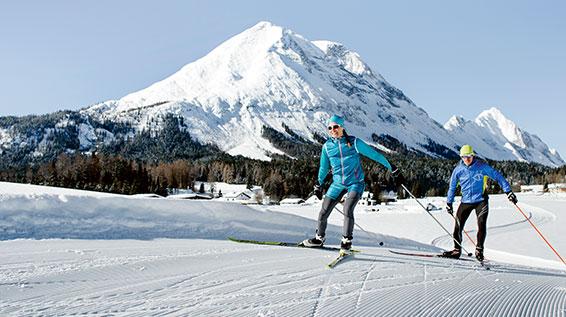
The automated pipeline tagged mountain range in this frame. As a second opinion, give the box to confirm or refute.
[0,21,563,167]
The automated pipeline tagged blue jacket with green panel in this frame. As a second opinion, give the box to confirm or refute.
[447,158,512,204]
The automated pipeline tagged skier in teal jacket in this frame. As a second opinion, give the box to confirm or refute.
[302,114,403,252]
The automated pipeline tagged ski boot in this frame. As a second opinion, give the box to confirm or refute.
[440,248,461,259]
[301,234,325,247]
[475,248,484,262]
[340,236,353,256]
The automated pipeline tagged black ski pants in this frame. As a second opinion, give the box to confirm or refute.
[453,200,489,250]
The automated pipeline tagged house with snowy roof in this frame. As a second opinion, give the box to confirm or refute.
[548,183,566,193]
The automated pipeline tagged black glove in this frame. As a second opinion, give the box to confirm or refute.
[506,191,518,204]
[390,164,405,187]
[446,203,453,214]
[313,184,323,200]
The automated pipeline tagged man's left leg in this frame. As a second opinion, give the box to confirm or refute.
[474,200,489,261]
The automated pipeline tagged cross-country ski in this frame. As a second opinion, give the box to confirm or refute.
[327,251,355,268]
[388,249,494,270]
[228,236,361,253]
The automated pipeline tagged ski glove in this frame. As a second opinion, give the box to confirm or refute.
[313,184,323,200]
[390,164,405,187]
[506,191,518,204]
[446,203,453,214]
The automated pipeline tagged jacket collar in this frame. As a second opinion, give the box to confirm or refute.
[460,158,478,168]
[329,136,345,143]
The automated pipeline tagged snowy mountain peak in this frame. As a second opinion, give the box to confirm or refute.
[312,40,375,77]
[478,106,505,119]
[476,107,512,126]
[75,21,564,166]
[445,107,564,166]
[117,21,293,110]
[84,20,463,161]
[250,20,277,30]
[443,115,467,130]
[475,107,524,147]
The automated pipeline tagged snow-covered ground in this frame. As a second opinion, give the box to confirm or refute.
[1,182,565,316]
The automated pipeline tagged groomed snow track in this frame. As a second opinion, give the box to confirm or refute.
[1,239,564,316]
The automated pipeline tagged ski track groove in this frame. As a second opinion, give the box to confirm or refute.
[557,286,566,317]
[374,266,471,316]
[512,279,547,316]
[353,259,376,314]
[520,281,559,316]
[1,248,320,311]
[2,241,566,316]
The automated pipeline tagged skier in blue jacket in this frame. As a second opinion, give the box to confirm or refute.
[302,114,403,253]
[443,144,518,261]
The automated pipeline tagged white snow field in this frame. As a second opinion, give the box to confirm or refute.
[1,182,565,316]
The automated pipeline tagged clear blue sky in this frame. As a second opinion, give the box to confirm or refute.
[1,1,565,157]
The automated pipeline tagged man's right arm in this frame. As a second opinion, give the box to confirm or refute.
[446,167,460,204]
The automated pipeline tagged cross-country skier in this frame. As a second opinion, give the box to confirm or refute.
[302,114,403,253]
[443,144,518,261]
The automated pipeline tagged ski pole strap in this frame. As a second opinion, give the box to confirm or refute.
[513,203,566,267]
[400,184,472,256]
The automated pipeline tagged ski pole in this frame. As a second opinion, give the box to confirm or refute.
[512,203,566,267]
[333,205,384,247]
[401,184,473,257]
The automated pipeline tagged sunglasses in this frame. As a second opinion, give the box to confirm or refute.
[328,125,341,131]
[461,155,473,159]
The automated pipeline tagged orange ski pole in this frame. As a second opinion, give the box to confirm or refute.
[513,203,566,267]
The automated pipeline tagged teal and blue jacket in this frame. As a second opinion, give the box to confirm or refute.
[318,136,392,199]
[447,159,512,204]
